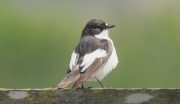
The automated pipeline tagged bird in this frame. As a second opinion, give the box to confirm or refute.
[57,19,118,90]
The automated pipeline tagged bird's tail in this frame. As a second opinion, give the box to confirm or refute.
[57,65,80,89]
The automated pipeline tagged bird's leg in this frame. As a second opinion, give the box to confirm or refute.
[77,84,93,89]
[94,77,106,88]
[77,84,84,89]
[81,84,84,89]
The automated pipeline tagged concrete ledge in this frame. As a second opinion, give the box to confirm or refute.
[0,88,180,104]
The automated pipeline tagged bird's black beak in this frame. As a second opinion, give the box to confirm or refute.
[108,24,116,29]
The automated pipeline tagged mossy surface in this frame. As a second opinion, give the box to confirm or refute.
[0,88,180,104]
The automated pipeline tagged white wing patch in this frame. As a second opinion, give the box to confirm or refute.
[69,51,77,70]
[80,49,107,72]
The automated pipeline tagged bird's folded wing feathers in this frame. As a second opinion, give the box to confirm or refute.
[80,49,107,72]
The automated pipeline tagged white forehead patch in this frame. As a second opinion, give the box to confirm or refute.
[105,23,108,26]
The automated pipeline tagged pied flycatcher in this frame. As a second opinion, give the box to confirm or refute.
[57,19,118,90]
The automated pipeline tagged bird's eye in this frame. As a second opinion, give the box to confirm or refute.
[92,26,101,30]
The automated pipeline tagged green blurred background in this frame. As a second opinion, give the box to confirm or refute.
[0,0,180,89]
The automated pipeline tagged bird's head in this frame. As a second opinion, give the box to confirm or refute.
[81,19,115,37]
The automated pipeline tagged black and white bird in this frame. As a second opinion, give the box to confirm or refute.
[57,19,118,90]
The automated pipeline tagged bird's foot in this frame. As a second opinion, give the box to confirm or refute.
[88,87,93,89]
[76,84,85,89]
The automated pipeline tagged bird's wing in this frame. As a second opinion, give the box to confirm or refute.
[80,49,107,72]
[57,49,109,89]
[72,40,113,90]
